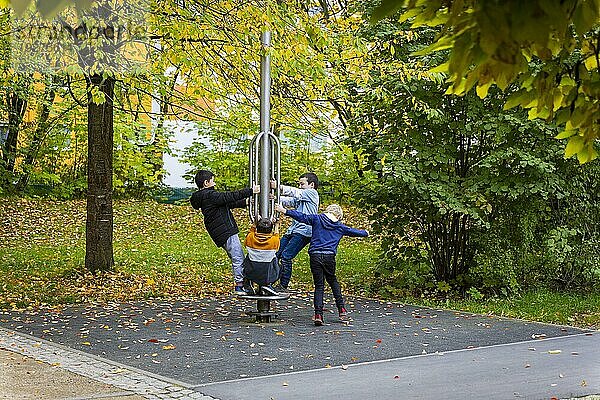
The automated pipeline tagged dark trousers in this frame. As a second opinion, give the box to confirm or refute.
[309,253,344,315]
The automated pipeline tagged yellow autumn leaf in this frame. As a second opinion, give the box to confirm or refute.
[565,136,585,158]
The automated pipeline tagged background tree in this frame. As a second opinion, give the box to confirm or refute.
[346,12,600,295]
[372,0,599,163]
[153,0,370,194]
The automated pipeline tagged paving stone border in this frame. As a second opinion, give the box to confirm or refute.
[0,327,217,400]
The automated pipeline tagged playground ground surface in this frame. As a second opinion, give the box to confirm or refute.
[1,294,599,400]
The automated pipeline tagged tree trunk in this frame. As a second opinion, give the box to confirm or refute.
[16,82,57,192]
[85,74,114,273]
[1,91,27,190]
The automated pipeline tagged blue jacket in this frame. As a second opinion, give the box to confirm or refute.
[285,210,368,255]
[280,185,319,237]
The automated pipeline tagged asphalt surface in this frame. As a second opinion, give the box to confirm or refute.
[199,331,600,400]
[0,294,590,387]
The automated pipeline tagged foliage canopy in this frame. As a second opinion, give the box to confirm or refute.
[373,0,600,163]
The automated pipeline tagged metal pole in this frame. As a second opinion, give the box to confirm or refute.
[259,31,271,219]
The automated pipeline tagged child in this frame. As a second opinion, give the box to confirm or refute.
[274,172,320,292]
[274,203,369,326]
[243,217,281,296]
[190,169,260,295]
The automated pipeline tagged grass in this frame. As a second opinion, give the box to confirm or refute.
[0,197,377,306]
[1,197,599,330]
[409,289,600,329]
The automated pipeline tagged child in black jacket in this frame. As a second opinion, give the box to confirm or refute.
[190,170,259,295]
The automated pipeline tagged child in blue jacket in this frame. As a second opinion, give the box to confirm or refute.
[275,203,369,326]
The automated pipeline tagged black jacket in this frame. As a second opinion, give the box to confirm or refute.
[190,187,252,247]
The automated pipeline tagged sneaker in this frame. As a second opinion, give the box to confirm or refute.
[234,285,250,296]
[313,314,323,326]
[339,307,348,319]
[261,285,279,296]
[273,283,288,293]
[243,283,256,296]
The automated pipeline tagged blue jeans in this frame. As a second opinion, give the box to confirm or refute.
[310,253,344,315]
[276,233,311,288]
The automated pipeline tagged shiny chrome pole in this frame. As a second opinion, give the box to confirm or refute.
[259,31,271,219]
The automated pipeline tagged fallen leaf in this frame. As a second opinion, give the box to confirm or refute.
[282,382,288,386]
[110,368,126,374]
[82,342,91,346]
[548,350,562,354]
[275,331,285,336]
[162,344,176,350]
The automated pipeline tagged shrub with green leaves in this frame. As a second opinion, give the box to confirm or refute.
[347,16,600,295]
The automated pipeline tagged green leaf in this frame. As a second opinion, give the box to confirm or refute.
[504,90,530,110]
[10,0,33,15]
[564,136,585,158]
[576,144,598,164]
[398,7,421,23]
[74,0,94,11]
[36,0,70,18]
[412,36,454,56]
[428,62,450,74]
[371,0,407,23]
[573,0,600,35]
[555,129,577,139]
[475,82,492,98]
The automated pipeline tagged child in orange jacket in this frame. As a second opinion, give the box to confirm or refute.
[243,217,281,296]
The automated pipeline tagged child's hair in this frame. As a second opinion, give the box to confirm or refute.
[300,172,319,189]
[256,217,273,234]
[324,204,343,221]
[195,170,214,188]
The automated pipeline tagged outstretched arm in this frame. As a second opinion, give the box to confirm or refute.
[276,205,314,225]
[342,225,369,238]
[208,185,260,206]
